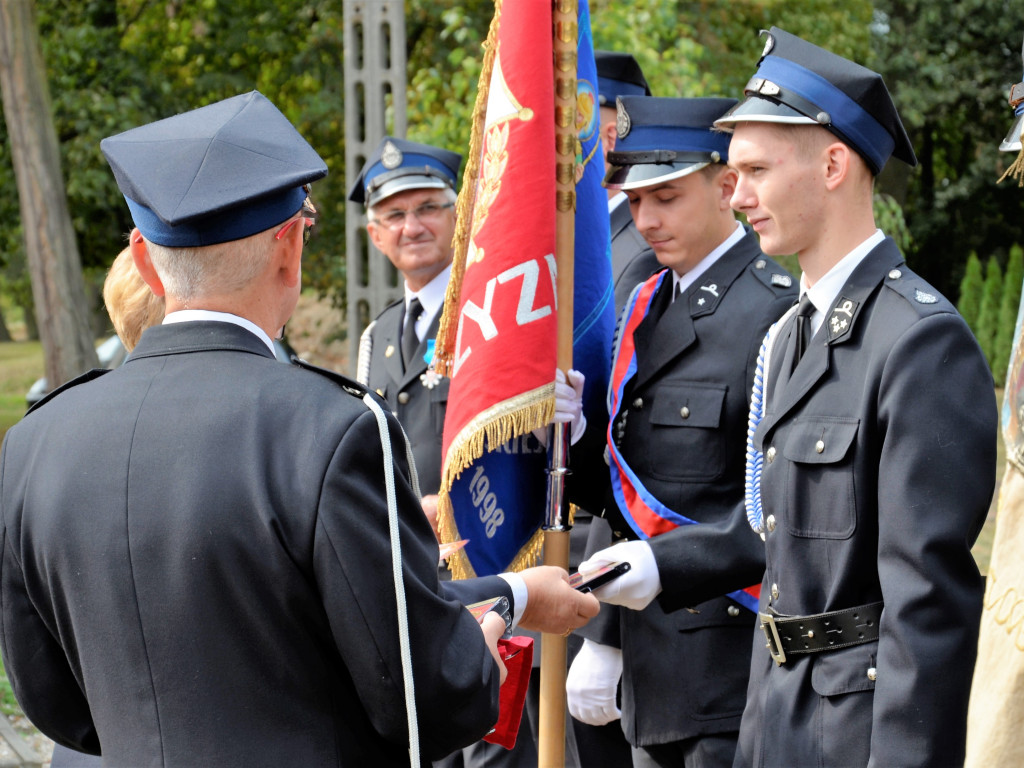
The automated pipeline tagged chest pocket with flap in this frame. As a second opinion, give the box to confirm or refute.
[645,383,727,481]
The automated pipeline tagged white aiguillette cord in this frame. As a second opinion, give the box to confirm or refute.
[362,393,422,767]
[744,303,797,537]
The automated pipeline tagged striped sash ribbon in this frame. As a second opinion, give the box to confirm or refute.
[608,270,760,613]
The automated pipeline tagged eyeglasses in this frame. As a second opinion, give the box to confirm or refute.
[275,195,318,245]
[372,201,455,230]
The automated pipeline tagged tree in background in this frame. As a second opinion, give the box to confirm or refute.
[977,256,1004,371]
[994,243,1024,386]
[2,0,1023,332]
[873,0,1024,301]
[958,251,985,334]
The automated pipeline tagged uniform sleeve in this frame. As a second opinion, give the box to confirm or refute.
[650,286,788,613]
[0,438,101,755]
[869,312,996,767]
[311,408,500,760]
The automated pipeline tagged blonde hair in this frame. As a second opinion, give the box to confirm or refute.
[102,247,165,351]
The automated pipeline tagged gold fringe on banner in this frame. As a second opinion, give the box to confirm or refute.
[434,0,503,377]
[437,385,557,579]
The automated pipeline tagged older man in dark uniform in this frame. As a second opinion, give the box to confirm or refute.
[352,137,462,515]
[566,96,796,768]
[580,29,997,768]
[594,51,661,312]
[0,92,598,768]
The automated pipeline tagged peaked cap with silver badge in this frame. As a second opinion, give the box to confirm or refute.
[714,27,916,175]
[604,96,737,190]
[348,136,462,207]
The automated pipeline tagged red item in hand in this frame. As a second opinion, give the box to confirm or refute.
[482,635,534,749]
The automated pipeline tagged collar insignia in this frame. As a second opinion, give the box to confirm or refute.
[827,296,860,343]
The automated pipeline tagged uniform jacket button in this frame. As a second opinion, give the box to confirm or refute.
[771,583,779,600]
[632,397,644,410]
[397,391,410,405]
[867,667,878,681]
[766,446,776,463]
[815,439,825,453]
[727,606,740,617]
[680,406,690,419]
[766,514,776,532]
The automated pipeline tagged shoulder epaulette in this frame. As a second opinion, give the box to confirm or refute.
[881,265,955,316]
[749,257,796,293]
[26,368,110,416]
[292,359,391,411]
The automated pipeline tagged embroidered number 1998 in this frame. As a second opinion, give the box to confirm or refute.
[469,465,505,538]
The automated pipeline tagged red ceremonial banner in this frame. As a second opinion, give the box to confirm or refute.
[434,0,557,577]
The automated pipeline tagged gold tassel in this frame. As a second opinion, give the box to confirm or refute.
[998,142,1024,187]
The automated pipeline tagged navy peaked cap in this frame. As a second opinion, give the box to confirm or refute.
[605,96,737,190]
[349,136,462,207]
[715,27,916,174]
[595,51,651,106]
[101,91,327,247]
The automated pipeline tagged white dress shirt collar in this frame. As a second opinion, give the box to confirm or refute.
[801,229,885,335]
[162,309,277,355]
[672,221,746,300]
[405,263,452,339]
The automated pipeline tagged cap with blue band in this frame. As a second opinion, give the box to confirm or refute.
[349,137,462,207]
[101,91,327,247]
[605,96,737,190]
[595,50,651,106]
[714,27,916,175]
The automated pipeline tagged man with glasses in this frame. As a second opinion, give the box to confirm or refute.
[352,137,464,534]
[0,92,598,766]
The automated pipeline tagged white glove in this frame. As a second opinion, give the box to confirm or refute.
[578,540,662,611]
[566,639,623,725]
[533,368,587,446]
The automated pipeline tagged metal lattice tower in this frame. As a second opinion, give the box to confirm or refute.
[343,0,407,375]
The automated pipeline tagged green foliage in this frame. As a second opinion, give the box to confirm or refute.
[976,256,1004,369]
[873,0,1024,299]
[2,0,1022,322]
[873,193,913,253]
[994,243,1024,386]
[957,251,985,332]
[0,0,348,307]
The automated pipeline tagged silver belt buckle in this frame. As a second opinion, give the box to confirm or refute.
[759,611,787,666]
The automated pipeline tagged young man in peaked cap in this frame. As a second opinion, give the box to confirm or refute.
[565,95,796,768]
[579,28,997,768]
[0,92,597,767]
[594,51,661,312]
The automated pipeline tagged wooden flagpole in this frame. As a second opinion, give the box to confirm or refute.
[538,1,577,765]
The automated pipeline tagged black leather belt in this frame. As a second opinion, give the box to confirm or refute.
[758,601,883,666]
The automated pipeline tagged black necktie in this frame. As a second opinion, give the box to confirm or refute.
[792,293,815,370]
[769,294,816,404]
[402,297,424,368]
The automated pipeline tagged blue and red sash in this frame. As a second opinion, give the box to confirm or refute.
[608,270,761,613]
